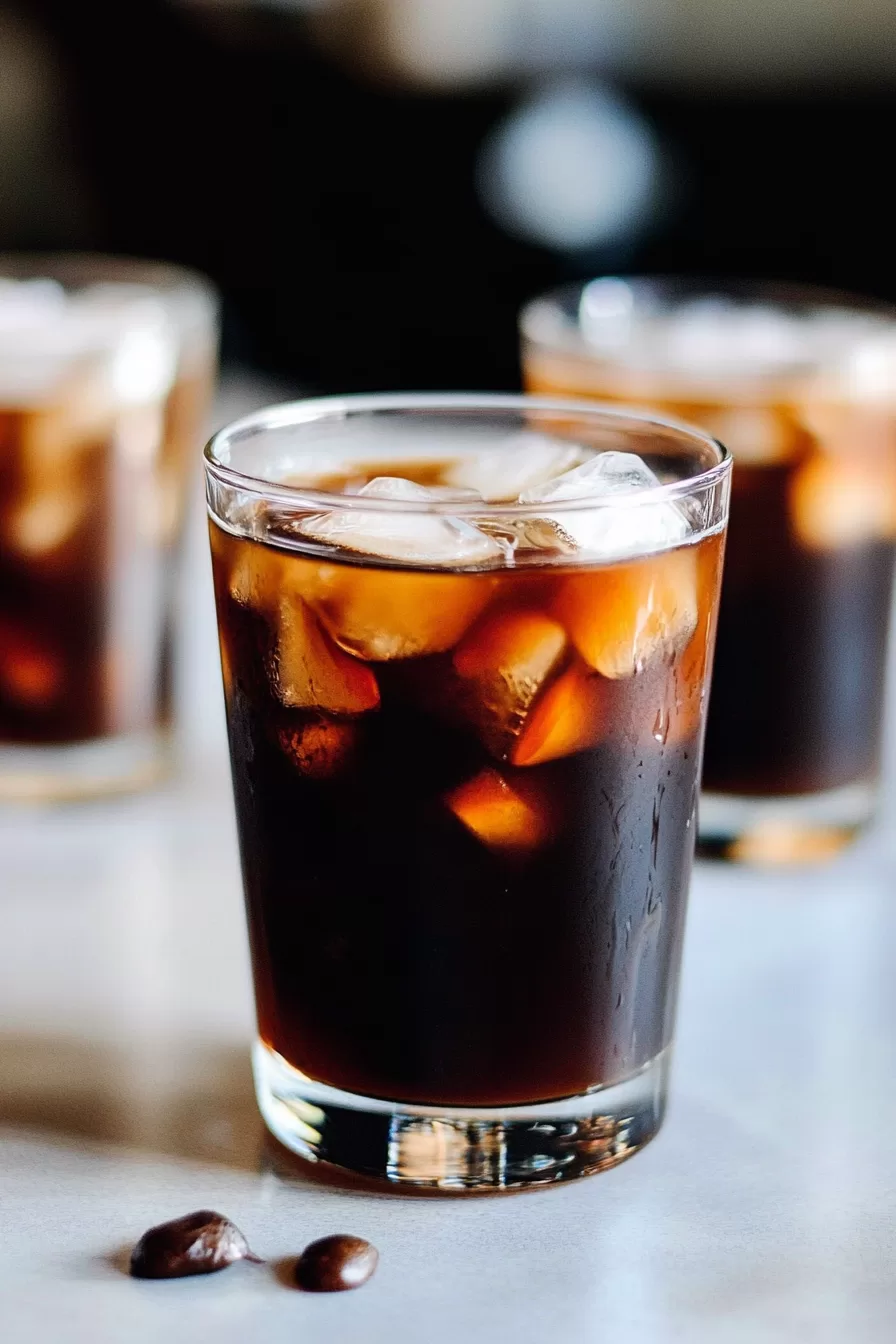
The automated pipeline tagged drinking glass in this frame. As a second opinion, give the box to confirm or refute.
[522,279,896,862]
[206,393,730,1189]
[0,255,218,799]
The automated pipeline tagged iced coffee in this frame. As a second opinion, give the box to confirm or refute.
[206,395,730,1188]
[522,280,896,861]
[0,256,218,798]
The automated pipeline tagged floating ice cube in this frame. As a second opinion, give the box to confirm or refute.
[269,598,380,714]
[511,661,607,765]
[441,433,585,502]
[227,542,329,611]
[693,406,798,466]
[0,278,66,331]
[830,330,896,402]
[0,280,105,405]
[533,451,659,496]
[299,477,504,566]
[109,312,178,405]
[554,548,698,679]
[519,451,689,560]
[20,372,115,471]
[0,277,184,409]
[452,609,568,759]
[228,544,284,609]
[445,767,555,854]
[313,568,495,661]
[362,477,482,503]
[7,486,89,558]
[789,453,896,550]
[664,302,806,375]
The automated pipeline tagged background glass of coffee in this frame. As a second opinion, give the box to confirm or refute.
[522,280,896,863]
[0,255,218,800]
[206,393,730,1190]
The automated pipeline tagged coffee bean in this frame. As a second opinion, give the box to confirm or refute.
[130,1210,263,1279]
[294,1234,379,1292]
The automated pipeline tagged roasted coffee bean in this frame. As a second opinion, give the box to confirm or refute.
[130,1210,263,1279]
[294,1234,379,1292]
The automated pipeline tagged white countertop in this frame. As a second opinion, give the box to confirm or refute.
[3,376,896,1343]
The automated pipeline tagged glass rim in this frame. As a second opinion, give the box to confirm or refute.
[204,392,731,520]
[521,274,896,338]
[520,276,896,387]
[0,251,217,301]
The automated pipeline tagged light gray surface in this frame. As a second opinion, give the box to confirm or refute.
[2,376,896,1342]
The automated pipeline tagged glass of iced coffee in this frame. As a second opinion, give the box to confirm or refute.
[0,256,218,800]
[522,280,896,862]
[206,393,730,1190]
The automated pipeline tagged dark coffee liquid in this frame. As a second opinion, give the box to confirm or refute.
[0,409,113,743]
[212,519,723,1107]
[703,461,894,796]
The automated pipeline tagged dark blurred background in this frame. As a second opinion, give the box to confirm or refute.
[1,0,894,392]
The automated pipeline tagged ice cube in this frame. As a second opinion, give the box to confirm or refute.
[109,309,179,405]
[313,569,496,661]
[21,371,115,472]
[7,485,89,558]
[554,548,698,679]
[299,477,504,566]
[228,544,288,609]
[445,767,555,853]
[0,278,66,331]
[451,610,567,759]
[363,477,482,503]
[665,302,805,376]
[277,715,359,778]
[523,451,660,498]
[441,434,585,502]
[689,406,800,466]
[511,661,607,766]
[0,282,118,406]
[519,452,689,560]
[228,543,279,609]
[789,453,896,550]
[270,598,380,714]
[227,541,333,615]
[0,619,63,709]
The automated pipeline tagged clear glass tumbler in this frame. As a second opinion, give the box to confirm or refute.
[206,393,730,1190]
[0,255,219,800]
[522,279,896,862]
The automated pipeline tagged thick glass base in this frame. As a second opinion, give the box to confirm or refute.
[0,729,169,803]
[253,1040,670,1192]
[698,780,875,863]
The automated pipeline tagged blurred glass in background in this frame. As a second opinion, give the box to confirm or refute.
[522,278,896,863]
[0,256,218,799]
